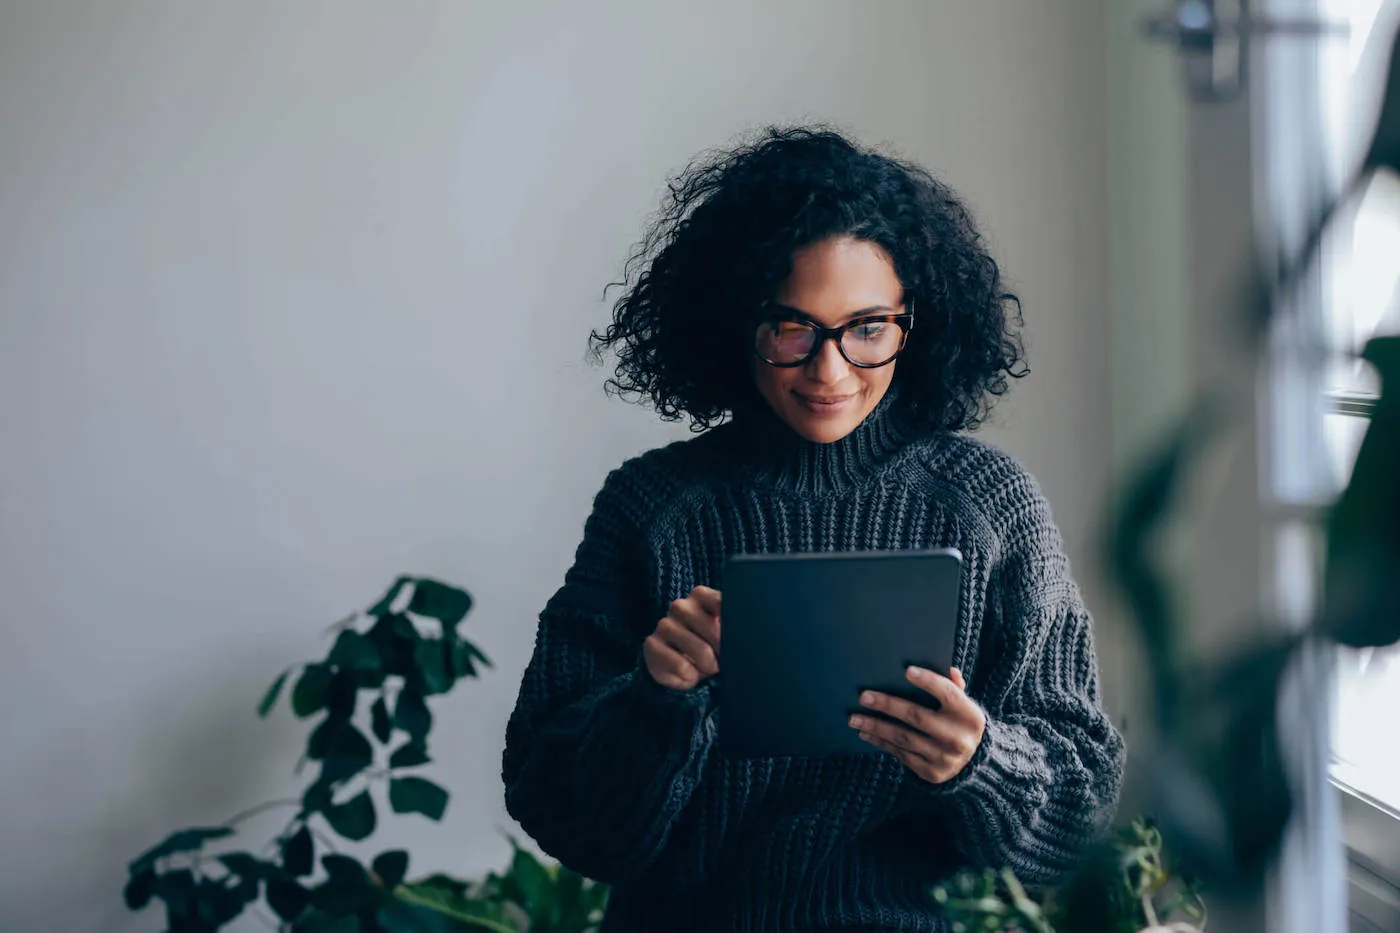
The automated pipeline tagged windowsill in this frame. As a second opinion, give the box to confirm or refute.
[1335,776,1400,890]
[1327,391,1381,418]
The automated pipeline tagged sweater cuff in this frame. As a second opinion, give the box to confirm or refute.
[917,717,1052,811]
[628,651,716,713]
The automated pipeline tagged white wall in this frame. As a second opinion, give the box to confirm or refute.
[0,3,1111,930]
[1103,0,1193,783]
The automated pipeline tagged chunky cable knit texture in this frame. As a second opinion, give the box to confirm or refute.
[502,394,1124,932]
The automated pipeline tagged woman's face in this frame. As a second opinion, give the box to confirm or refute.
[753,236,905,444]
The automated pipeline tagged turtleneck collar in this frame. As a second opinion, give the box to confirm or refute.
[721,386,929,494]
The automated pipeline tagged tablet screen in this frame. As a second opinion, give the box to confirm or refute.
[719,549,963,759]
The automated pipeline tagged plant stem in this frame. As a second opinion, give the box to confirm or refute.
[308,824,340,852]
[223,799,302,828]
[1142,892,1161,928]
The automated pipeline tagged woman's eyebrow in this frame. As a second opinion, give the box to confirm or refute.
[771,303,897,322]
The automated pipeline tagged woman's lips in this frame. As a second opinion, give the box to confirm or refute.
[793,392,855,415]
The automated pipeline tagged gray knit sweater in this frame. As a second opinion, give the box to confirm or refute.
[502,394,1124,932]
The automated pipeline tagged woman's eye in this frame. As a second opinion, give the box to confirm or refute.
[852,323,889,340]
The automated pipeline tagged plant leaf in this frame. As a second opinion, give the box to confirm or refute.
[268,876,312,922]
[1322,336,1400,648]
[389,740,431,769]
[123,868,156,910]
[406,578,473,627]
[372,850,410,888]
[393,884,519,933]
[326,669,358,720]
[461,640,492,670]
[371,696,393,744]
[321,854,371,886]
[368,576,413,617]
[325,790,377,842]
[554,865,584,928]
[153,869,197,918]
[351,663,388,690]
[415,638,452,695]
[320,723,373,783]
[452,640,492,679]
[393,688,432,741]
[301,776,334,816]
[292,665,334,719]
[1362,13,1400,179]
[389,776,449,821]
[1106,398,1222,731]
[328,630,382,672]
[409,874,470,898]
[376,898,449,933]
[313,856,378,917]
[282,826,314,877]
[505,842,555,922]
[259,669,291,718]
[448,640,475,679]
[196,875,248,925]
[367,613,421,679]
[129,827,235,874]
[307,716,335,761]
[227,870,261,911]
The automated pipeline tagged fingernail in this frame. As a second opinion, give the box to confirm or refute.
[857,732,873,744]
[860,691,876,706]
[907,666,929,680]
[849,715,864,729]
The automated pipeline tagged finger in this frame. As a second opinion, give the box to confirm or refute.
[905,667,978,721]
[950,667,967,691]
[669,597,721,651]
[858,691,961,747]
[848,712,940,761]
[857,731,939,779]
[690,585,722,617]
[657,616,719,676]
[642,633,701,690]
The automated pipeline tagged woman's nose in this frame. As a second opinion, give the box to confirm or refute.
[806,336,851,384]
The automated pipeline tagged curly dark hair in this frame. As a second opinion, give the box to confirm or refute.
[591,125,1027,432]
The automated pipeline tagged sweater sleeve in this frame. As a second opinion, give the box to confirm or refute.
[909,476,1125,885]
[501,464,716,884]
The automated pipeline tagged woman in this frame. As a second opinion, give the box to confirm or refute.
[502,126,1124,932]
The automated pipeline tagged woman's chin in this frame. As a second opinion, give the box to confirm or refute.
[782,410,863,444]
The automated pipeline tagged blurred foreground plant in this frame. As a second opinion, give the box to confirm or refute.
[1094,9,1400,907]
[935,819,1206,933]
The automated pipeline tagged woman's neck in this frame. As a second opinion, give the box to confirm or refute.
[724,387,927,493]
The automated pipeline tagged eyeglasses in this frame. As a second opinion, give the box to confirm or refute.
[752,309,913,369]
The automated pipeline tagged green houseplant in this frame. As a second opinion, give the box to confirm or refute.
[122,575,608,933]
[934,819,1206,933]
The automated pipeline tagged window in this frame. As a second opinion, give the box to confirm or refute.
[1317,0,1400,820]
[1260,0,1400,925]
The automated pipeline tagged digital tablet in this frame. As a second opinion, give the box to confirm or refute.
[718,548,963,758]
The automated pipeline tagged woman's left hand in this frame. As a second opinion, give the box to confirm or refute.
[848,666,987,785]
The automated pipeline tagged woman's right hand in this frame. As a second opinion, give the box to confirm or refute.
[643,585,721,691]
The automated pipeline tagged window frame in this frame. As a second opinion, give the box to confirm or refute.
[1266,0,1400,910]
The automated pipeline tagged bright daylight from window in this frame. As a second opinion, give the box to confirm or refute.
[1319,0,1400,814]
